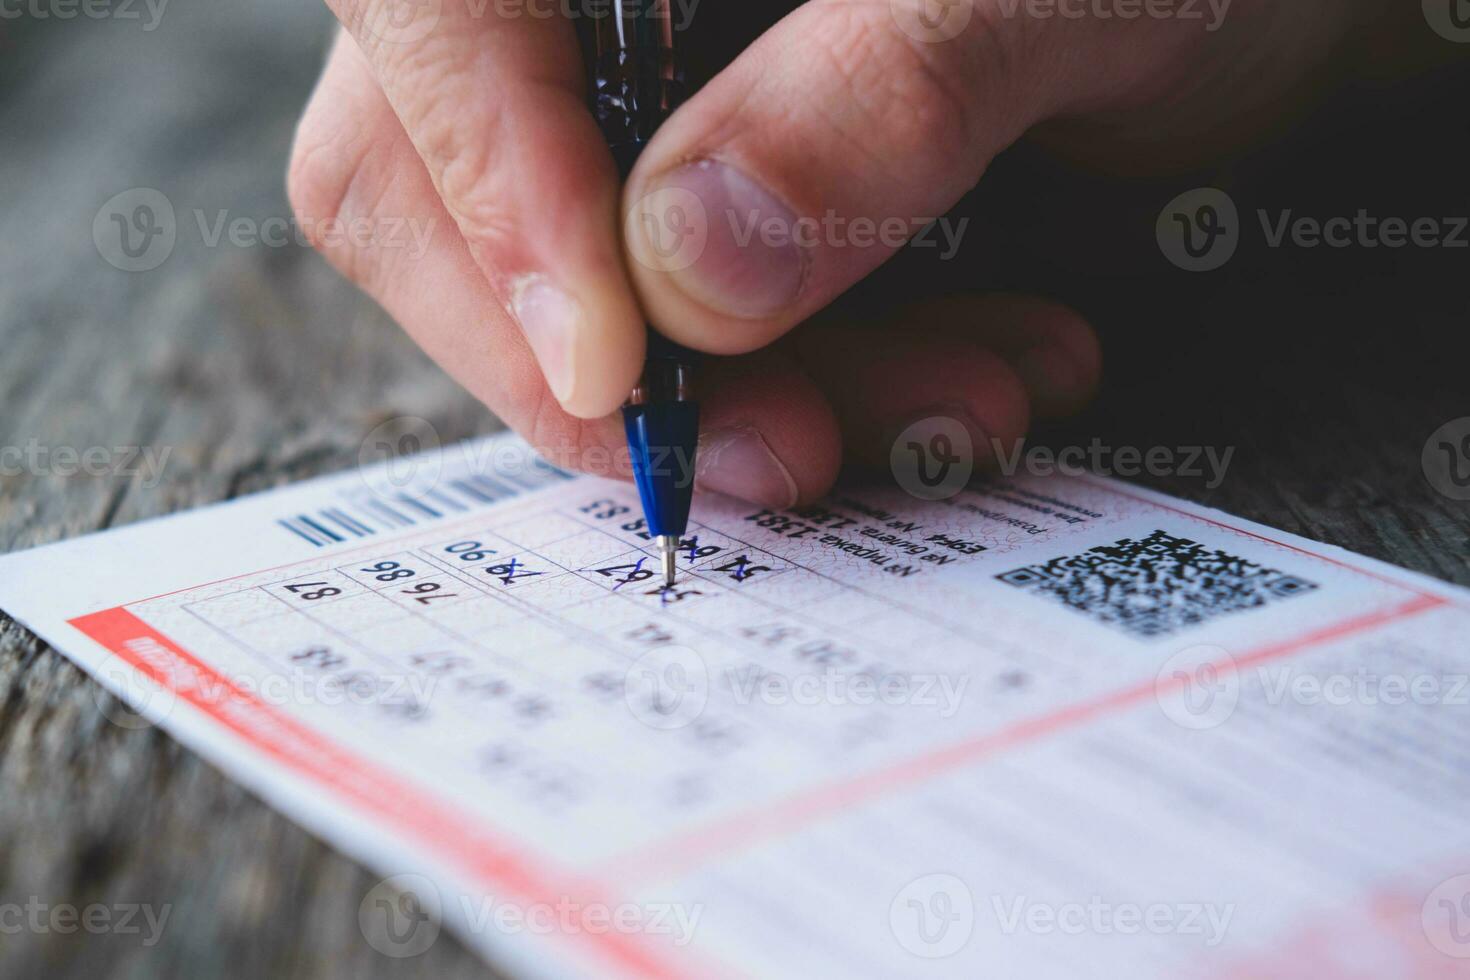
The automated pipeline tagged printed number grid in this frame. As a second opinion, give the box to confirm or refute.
[165,493,990,835]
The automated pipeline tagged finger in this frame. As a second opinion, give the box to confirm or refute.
[696,351,843,508]
[290,32,620,458]
[290,35,843,505]
[623,0,1062,355]
[874,294,1102,419]
[320,0,644,418]
[791,301,1081,470]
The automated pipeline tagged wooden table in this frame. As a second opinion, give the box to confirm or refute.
[1,4,1465,977]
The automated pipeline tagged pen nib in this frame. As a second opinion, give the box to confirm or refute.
[656,535,678,588]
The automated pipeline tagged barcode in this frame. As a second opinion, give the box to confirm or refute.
[277,467,571,548]
[997,529,1319,639]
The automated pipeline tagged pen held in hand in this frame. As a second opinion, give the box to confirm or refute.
[582,0,700,589]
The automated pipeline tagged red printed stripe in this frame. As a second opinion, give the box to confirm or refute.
[598,593,1447,883]
[69,607,698,980]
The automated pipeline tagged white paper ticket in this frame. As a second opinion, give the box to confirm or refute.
[2,434,1468,979]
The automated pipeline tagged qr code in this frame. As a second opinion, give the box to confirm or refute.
[996,530,1318,639]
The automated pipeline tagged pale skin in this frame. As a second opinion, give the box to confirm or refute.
[289,0,1429,507]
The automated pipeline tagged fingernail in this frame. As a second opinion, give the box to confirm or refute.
[511,276,579,405]
[637,160,806,319]
[1014,345,1080,404]
[697,426,799,508]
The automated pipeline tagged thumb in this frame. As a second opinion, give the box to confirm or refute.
[621,0,1066,354]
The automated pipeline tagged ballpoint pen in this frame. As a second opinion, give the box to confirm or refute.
[580,0,700,589]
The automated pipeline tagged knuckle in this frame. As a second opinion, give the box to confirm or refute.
[286,125,340,253]
[286,103,390,290]
[380,30,480,164]
[808,1,1014,175]
[380,39,517,250]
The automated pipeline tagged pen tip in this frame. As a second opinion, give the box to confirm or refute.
[657,535,677,588]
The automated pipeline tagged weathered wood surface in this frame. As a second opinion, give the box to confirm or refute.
[0,2,1466,977]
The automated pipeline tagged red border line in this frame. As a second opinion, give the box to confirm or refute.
[596,593,1447,884]
[69,607,705,980]
[66,476,1467,937]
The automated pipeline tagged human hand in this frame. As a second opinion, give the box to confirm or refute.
[289,0,1368,505]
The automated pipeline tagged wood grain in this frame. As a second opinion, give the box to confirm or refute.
[0,5,504,977]
[0,3,1465,978]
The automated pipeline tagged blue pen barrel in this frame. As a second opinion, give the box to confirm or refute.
[623,357,698,539]
[624,398,700,540]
